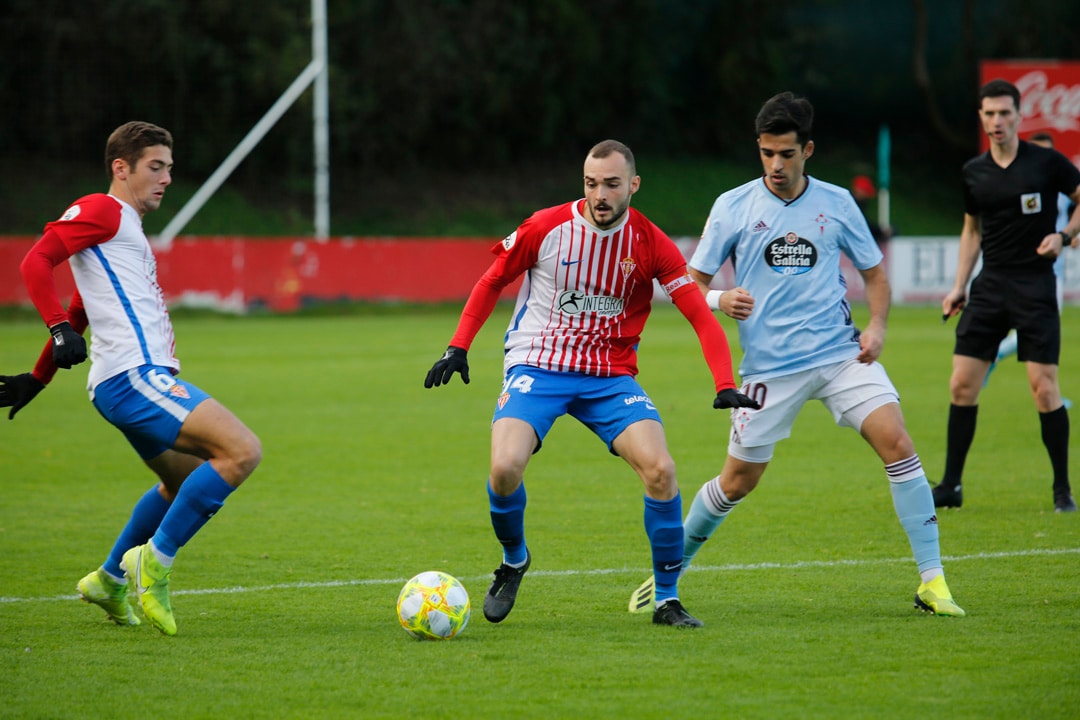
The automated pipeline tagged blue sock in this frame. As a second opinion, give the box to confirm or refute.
[103,485,171,578]
[151,463,234,559]
[644,493,684,604]
[489,482,527,565]
[683,480,737,567]
[890,475,942,574]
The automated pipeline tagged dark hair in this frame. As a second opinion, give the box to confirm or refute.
[978,79,1020,111]
[755,92,814,146]
[588,139,636,176]
[1030,131,1054,146]
[105,121,173,180]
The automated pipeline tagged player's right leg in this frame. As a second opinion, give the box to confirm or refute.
[628,455,768,614]
[1016,295,1071,511]
[140,401,259,634]
[858,402,964,617]
[483,417,541,623]
[1025,361,1074,512]
[935,355,990,507]
[153,398,261,562]
[77,483,175,626]
[628,374,798,614]
[93,368,260,634]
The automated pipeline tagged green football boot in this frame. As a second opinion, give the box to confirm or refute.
[915,575,966,617]
[122,544,177,636]
[77,567,140,626]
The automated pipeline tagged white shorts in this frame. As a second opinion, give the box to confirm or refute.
[727,358,899,463]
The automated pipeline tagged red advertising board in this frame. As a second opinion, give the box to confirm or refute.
[0,236,522,311]
[980,60,1080,166]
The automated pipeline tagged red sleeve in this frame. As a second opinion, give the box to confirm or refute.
[449,256,513,350]
[30,289,86,386]
[645,219,736,391]
[66,290,89,334]
[20,229,74,329]
[671,284,737,393]
[44,194,122,254]
[447,216,542,350]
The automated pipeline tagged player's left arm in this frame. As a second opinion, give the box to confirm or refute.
[425,246,521,389]
[669,281,735,391]
[0,290,88,420]
[670,284,759,409]
[856,263,890,364]
[21,231,89,370]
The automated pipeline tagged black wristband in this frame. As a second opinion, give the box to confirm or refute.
[1061,230,1072,245]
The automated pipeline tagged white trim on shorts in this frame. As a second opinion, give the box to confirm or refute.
[128,367,192,423]
[727,357,899,463]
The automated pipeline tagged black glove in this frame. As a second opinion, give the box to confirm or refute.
[714,388,760,410]
[50,321,87,369]
[0,373,45,419]
[425,346,470,388]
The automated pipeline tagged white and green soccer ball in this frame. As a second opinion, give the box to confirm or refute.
[396,570,471,640]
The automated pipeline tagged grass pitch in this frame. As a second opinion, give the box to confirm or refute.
[1,304,1078,719]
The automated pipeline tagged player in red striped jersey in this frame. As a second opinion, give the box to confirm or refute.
[425,139,757,628]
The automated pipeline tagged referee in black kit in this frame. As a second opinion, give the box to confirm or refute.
[936,78,1080,513]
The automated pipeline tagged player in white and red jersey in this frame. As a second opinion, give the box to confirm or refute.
[0,122,261,635]
[424,139,758,629]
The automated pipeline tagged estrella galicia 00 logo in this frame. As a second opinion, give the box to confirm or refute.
[558,290,624,316]
[766,232,817,276]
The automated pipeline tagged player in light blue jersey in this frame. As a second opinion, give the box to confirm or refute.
[628,91,964,617]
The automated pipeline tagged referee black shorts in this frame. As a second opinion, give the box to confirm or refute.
[954,269,1060,365]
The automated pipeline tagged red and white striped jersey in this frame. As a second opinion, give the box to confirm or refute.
[491,199,697,377]
[44,193,178,391]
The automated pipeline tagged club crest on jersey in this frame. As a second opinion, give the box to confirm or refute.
[169,384,191,399]
[1021,193,1042,214]
[766,233,817,276]
[60,204,82,222]
[558,289,624,316]
[620,256,637,279]
[497,391,510,410]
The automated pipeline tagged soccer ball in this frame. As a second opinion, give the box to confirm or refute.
[396,571,471,640]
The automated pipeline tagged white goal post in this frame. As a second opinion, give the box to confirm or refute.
[156,0,329,245]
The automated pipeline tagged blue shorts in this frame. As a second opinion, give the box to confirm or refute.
[91,366,212,460]
[491,366,663,454]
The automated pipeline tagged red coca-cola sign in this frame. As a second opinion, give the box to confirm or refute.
[981,60,1080,167]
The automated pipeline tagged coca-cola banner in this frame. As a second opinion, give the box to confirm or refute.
[980,60,1080,167]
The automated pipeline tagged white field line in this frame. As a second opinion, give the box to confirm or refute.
[2,546,1078,605]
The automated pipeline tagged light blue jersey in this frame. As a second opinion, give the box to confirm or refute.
[1054,191,1069,281]
[691,176,883,380]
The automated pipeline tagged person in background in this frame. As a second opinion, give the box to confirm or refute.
[424,139,758,629]
[0,121,262,635]
[630,92,964,619]
[936,80,1080,513]
[983,131,1074,411]
[850,174,891,245]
